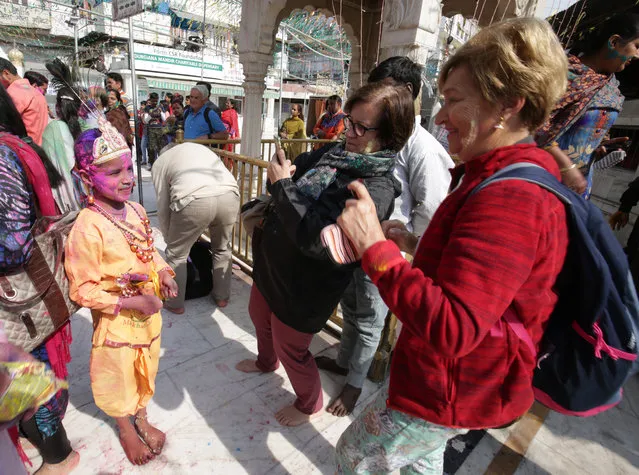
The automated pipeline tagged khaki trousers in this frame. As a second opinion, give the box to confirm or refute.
[164,191,240,308]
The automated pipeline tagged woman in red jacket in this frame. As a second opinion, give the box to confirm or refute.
[334,18,571,474]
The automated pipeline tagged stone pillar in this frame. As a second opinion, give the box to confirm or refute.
[238,0,287,158]
[379,0,442,65]
[239,52,271,158]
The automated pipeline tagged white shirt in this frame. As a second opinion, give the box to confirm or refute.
[390,116,454,236]
[152,143,240,237]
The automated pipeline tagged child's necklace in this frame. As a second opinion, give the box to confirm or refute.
[90,201,156,263]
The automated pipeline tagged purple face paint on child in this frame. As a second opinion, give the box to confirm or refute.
[90,155,135,204]
[74,127,135,205]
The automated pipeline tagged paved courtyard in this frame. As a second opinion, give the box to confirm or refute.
[19,168,639,474]
[21,268,639,475]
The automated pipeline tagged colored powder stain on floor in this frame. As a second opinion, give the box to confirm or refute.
[215,362,230,374]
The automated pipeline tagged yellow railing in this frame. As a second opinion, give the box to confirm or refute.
[183,138,336,162]
[261,138,334,162]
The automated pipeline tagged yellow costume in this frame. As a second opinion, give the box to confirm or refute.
[280,116,307,162]
[65,202,172,418]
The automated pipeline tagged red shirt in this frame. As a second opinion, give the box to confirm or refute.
[362,144,569,429]
[7,79,48,145]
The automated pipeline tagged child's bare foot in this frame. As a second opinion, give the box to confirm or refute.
[236,359,263,373]
[34,450,80,474]
[117,417,154,465]
[135,412,166,455]
[275,404,320,426]
[327,384,362,417]
[314,356,348,376]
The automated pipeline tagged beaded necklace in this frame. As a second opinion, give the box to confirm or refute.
[90,201,155,263]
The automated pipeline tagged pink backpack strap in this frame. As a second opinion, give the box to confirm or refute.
[503,308,537,356]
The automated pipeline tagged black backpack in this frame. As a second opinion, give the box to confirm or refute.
[471,163,639,416]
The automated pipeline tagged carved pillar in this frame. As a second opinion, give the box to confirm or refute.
[238,0,287,158]
[379,0,442,65]
[239,52,271,159]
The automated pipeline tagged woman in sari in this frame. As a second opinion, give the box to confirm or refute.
[220,99,240,152]
[536,13,639,198]
[0,83,79,475]
[41,84,86,213]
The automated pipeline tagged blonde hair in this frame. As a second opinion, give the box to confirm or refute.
[439,17,568,131]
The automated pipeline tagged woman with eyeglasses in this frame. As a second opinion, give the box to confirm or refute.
[236,81,414,427]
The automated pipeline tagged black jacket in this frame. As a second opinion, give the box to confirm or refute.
[252,144,401,334]
[619,177,639,213]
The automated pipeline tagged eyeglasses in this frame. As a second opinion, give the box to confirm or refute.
[344,115,379,137]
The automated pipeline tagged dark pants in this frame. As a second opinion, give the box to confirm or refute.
[20,417,72,464]
[19,343,72,464]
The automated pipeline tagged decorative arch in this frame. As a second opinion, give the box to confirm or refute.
[274,5,361,90]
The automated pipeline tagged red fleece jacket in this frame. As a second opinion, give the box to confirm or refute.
[362,144,569,429]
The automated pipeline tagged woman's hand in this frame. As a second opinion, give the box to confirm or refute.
[609,211,630,230]
[267,149,296,184]
[122,295,163,316]
[381,220,419,255]
[562,167,587,194]
[596,136,629,157]
[336,181,386,256]
[159,270,178,300]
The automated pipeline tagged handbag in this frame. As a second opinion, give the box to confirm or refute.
[0,212,80,352]
[320,223,359,265]
[240,195,272,236]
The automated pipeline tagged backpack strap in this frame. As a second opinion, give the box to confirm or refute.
[202,106,214,136]
[470,162,573,206]
[470,162,575,358]
[503,308,536,356]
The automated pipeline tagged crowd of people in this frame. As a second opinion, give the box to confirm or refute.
[0,12,638,475]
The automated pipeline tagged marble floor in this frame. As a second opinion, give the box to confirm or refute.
[22,269,639,475]
[19,167,639,474]
[23,273,387,475]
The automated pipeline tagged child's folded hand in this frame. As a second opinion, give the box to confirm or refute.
[122,295,163,316]
[159,270,178,300]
